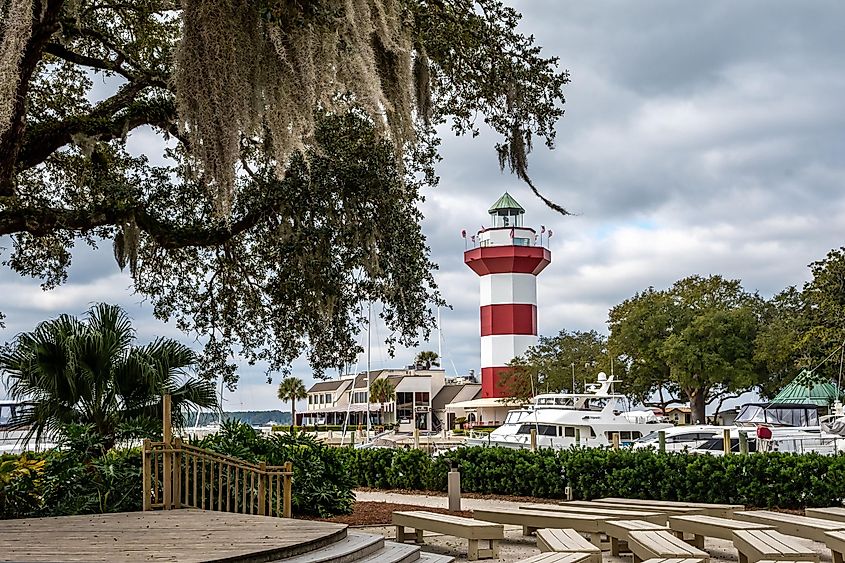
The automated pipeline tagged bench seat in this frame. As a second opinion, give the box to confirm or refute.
[516,553,595,563]
[596,497,743,518]
[604,519,668,556]
[807,508,845,524]
[734,511,845,543]
[628,530,710,563]
[562,501,707,516]
[731,529,820,563]
[522,504,667,525]
[639,559,706,563]
[392,510,503,561]
[824,530,845,563]
[668,514,775,548]
[536,528,601,563]
[472,508,613,547]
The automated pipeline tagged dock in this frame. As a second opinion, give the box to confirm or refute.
[0,509,346,562]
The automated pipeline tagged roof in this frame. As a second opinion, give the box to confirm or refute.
[488,192,525,214]
[772,370,839,406]
[307,380,350,393]
[431,384,480,410]
[446,397,525,410]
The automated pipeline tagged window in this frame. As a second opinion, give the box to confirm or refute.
[564,427,576,438]
[325,393,331,404]
[352,391,368,403]
[308,396,313,404]
[414,392,430,404]
[318,395,323,404]
[516,424,557,436]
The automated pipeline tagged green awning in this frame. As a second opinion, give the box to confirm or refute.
[488,192,525,214]
[771,369,839,406]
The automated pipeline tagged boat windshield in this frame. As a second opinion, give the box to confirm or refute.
[535,397,575,408]
[735,404,818,427]
[504,410,535,424]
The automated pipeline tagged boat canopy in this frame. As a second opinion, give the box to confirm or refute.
[734,402,819,427]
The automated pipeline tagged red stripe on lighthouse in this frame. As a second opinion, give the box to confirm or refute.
[480,304,537,336]
[481,366,515,398]
[464,246,551,276]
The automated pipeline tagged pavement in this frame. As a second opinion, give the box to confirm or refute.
[354,490,834,563]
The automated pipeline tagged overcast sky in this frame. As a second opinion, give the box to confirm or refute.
[2,1,844,411]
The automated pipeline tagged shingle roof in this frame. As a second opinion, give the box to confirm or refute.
[488,192,525,214]
[307,380,350,393]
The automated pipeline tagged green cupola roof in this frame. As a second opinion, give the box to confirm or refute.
[488,192,525,214]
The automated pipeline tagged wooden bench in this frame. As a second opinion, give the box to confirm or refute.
[515,553,595,563]
[521,503,667,524]
[824,530,845,563]
[562,501,707,516]
[734,510,845,543]
[472,508,613,547]
[668,514,775,548]
[392,510,503,561]
[604,519,667,556]
[536,528,601,563]
[639,559,705,563]
[807,508,845,524]
[627,530,710,563]
[595,497,743,518]
[731,529,820,563]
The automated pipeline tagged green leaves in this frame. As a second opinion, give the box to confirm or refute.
[0,303,217,449]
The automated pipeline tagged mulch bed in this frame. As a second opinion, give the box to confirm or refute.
[300,501,473,526]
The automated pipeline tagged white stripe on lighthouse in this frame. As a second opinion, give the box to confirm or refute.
[480,334,538,368]
[480,273,537,307]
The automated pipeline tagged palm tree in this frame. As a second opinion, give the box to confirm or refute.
[277,377,307,430]
[369,377,395,426]
[0,303,217,450]
[415,350,440,370]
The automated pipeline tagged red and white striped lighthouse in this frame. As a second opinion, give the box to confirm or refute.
[464,193,551,398]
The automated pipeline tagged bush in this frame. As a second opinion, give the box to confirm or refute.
[0,425,142,520]
[340,446,845,509]
[196,420,354,517]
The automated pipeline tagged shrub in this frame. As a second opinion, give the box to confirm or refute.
[341,446,845,509]
[196,420,354,517]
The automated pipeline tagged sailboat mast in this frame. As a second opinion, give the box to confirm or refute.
[366,301,372,440]
[437,306,442,369]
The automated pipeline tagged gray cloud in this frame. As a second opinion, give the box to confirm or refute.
[4,1,845,406]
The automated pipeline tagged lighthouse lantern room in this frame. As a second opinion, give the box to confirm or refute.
[464,193,551,398]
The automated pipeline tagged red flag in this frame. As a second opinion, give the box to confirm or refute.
[461,229,466,238]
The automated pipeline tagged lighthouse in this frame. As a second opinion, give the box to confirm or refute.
[464,193,551,398]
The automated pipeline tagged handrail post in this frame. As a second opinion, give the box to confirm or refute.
[174,437,183,509]
[142,439,151,511]
[258,461,267,516]
[283,461,292,518]
[162,394,172,509]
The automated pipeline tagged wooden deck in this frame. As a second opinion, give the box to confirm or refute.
[0,509,347,562]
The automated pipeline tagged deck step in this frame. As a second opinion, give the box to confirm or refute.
[417,552,456,563]
[354,541,424,563]
[276,531,384,563]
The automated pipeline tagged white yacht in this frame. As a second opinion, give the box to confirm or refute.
[465,373,672,449]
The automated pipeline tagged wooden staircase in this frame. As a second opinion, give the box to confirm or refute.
[273,530,454,563]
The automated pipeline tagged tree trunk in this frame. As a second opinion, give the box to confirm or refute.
[290,402,295,432]
[688,388,706,425]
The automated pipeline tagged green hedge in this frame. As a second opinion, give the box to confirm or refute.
[341,446,845,508]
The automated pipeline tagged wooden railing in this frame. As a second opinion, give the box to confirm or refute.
[141,395,292,517]
[142,438,293,517]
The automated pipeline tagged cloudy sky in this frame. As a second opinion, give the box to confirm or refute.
[2,1,844,411]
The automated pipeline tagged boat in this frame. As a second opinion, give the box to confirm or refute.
[632,424,725,452]
[0,400,57,453]
[464,373,672,449]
